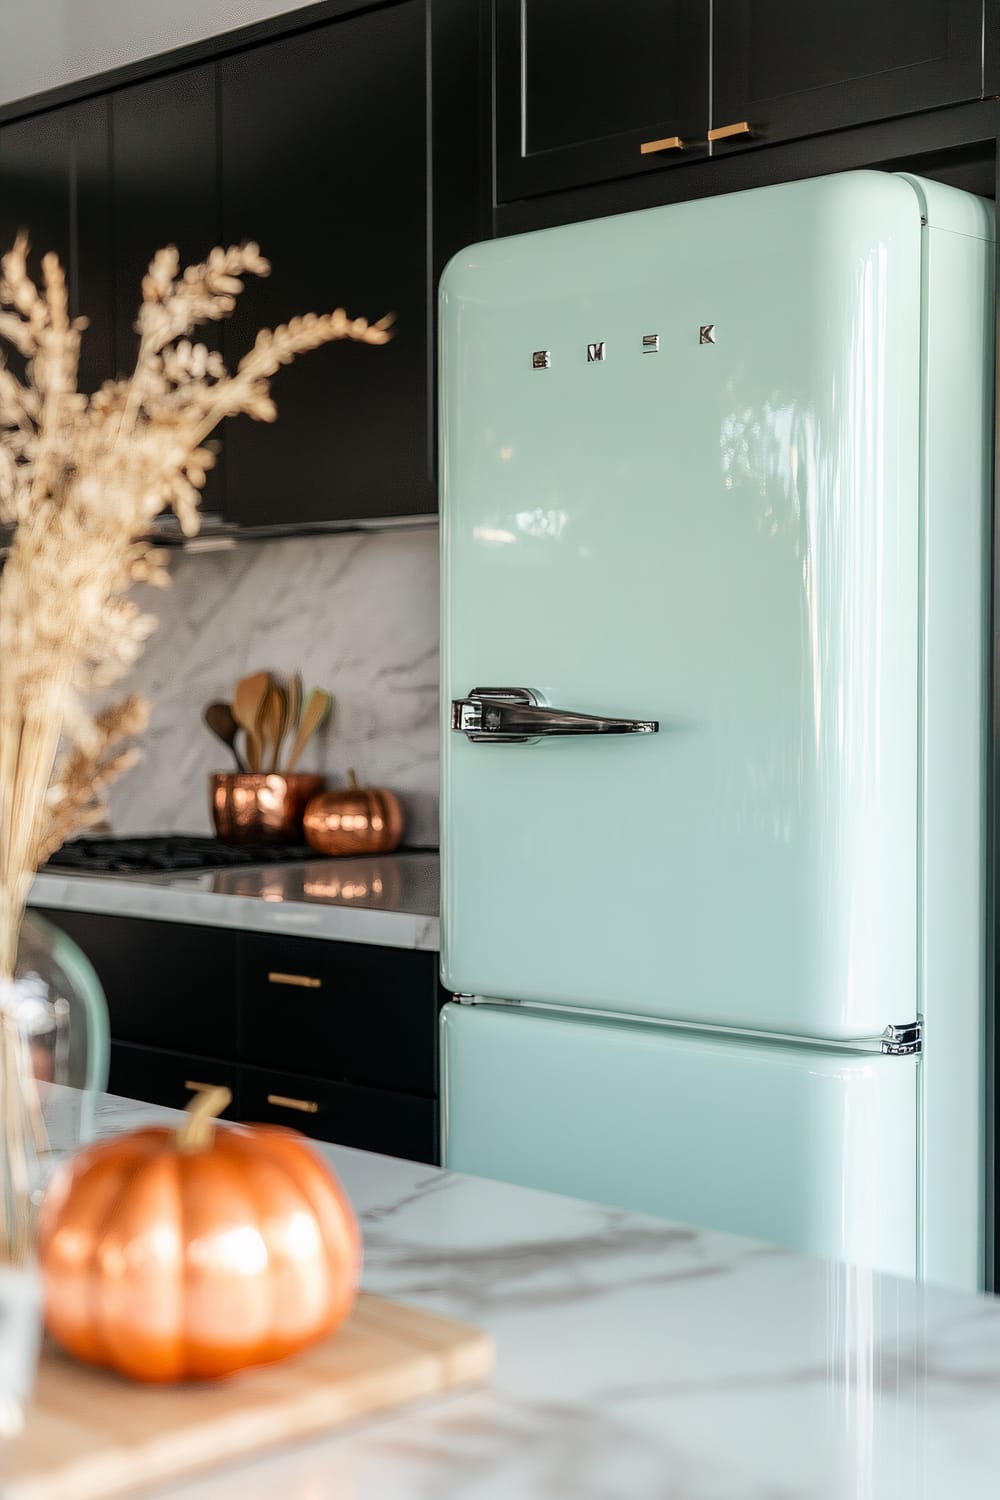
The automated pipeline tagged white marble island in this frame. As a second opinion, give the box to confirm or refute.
[35,1091,1000,1500]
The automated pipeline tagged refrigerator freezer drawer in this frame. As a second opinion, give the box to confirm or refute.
[442,1002,918,1279]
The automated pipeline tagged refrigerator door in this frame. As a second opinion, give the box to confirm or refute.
[442,1002,919,1277]
[441,170,922,1041]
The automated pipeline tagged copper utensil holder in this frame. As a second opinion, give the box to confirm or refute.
[209,773,325,846]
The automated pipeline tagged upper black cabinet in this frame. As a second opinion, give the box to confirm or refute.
[712,0,985,152]
[110,63,224,514]
[110,64,219,378]
[495,0,710,201]
[220,0,483,529]
[496,0,986,203]
[0,0,486,532]
[0,97,113,392]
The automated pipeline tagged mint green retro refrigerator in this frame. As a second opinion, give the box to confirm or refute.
[438,171,994,1291]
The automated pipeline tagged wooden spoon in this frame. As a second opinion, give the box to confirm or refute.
[203,701,247,772]
[232,671,270,773]
[285,688,333,772]
[261,679,289,773]
[270,672,301,772]
[282,672,303,767]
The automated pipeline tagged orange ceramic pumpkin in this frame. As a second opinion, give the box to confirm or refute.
[303,768,404,856]
[37,1088,361,1383]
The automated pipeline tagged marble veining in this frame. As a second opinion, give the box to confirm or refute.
[29,853,440,951]
[32,1089,1000,1500]
[104,527,440,847]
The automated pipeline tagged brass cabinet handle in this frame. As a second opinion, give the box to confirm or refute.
[267,1093,320,1114]
[185,1079,224,1094]
[640,135,684,155]
[707,120,753,142]
[268,971,322,990]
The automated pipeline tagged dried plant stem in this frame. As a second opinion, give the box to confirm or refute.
[0,1008,41,1263]
[0,234,389,1262]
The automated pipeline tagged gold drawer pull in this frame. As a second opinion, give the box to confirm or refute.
[707,120,753,142]
[268,971,322,990]
[185,1079,224,1094]
[640,134,684,155]
[267,1093,319,1114]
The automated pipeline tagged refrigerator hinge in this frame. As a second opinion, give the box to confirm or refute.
[881,1021,922,1056]
[455,994,476,1006]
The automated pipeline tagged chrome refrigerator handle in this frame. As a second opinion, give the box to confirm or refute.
[451,688,658,743]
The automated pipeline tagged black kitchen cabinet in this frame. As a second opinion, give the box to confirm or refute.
[495,0,986,207]
[240,933,440,1096]
[240,1064,438,1163]
[0,0,485,532]
[110,1041,240,1117]
[110,64,219,377]
[32,908,239,1060]
[0,97,113,392]
[219,0,484,528]
[34,905,443,1164]
[711,0,985,154]
[109,63,224,516]
[495,0,710,202]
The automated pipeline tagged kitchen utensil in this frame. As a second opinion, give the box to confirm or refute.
[303,770,405,856]
[6,1294,493,1500]
[283,671,303,761]
[285,689,333,772]
[210,772,324,845]
[259,679,288,773]
[202,701,246,772]
[232,671,271,774]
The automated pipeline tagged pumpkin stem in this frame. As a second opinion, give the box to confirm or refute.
[347,768,358,789]
[177,1085,231,1153]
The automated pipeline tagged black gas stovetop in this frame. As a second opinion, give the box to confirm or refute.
[43,835,321,876]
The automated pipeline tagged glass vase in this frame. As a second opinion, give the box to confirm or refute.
[9,911,110,1176]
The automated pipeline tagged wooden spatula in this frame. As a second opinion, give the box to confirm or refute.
[232,671,271,773]
[270,672,300,771]
[261,679,289,773]
[285,688,333,772]
[284,673,302,752]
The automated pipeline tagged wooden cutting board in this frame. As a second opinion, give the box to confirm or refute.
[4,1293,494,1500]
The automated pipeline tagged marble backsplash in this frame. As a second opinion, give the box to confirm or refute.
[104,525,440,846]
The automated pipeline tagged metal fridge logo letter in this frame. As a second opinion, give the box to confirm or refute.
[587,342,606,362]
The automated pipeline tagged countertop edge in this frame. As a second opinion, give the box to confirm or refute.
[28,871,441,953]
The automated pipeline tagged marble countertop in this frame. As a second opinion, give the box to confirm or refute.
[35,1089,1000,1500]
[28,852,440,952]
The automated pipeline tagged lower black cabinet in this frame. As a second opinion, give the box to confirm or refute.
[239,932,439,1095]
[240,1065,438,1165]
[32,908,238,1059]
[110,1041,239,1118]
[33,905,441,1165]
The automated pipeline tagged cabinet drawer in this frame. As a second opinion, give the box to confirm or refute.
[238,934,439,1096]
[240,1066,438,1165]
[33,909,238,1058]
[109,1042,239,1118]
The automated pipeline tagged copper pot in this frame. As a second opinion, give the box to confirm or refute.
[210,772,324,846]
[302,770,404,856]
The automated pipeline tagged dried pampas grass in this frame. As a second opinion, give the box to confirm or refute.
[0,238,390,1259]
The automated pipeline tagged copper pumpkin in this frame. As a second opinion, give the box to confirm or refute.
[303,769,404,856]
[36,1088,361,1383]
